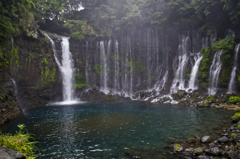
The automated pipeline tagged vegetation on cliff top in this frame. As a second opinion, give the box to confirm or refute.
[1,0,240,41]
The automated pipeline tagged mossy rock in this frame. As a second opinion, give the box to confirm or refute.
[187,138,196,143]
[231,112,240,123]
[174,144,183,152]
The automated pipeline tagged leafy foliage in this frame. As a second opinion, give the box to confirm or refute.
[198,36,236,87]
[229,96,240,103]
[0,124,39,159]
[64,20,87,40]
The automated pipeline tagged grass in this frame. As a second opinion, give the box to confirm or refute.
[0,124,40,159]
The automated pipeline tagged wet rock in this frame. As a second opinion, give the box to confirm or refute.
[187,138,196,143]
[0,146,26,159]
[210,147,221,155]
[201,136,211,143]
[197,155,208,159]
[218,136,229,143]
[228,151,240,159]
[197,102,205,107]
[225,145,229,151]
[210,103,216,107]
[209,143,216,148]
[174,144,183,152]
[166,137,178,144]
[231,114,240,123]
[193,147,204,155]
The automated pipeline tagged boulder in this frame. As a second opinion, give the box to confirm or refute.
[210,147,221,155]
[193,147,204,155]
[218,136,229,143]
[0,146,25,159]
[201,136,211,143]
[228,151,240,159]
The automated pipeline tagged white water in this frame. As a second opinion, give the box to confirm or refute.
[171,35,189,94]
[187,53,203,92]
[227,44,240,94]
[154,71,168,93]
[45,33,80,104]
[10,78,18,97]
[114,40,120,93]
[208,51,223,95]
[61,37,75,101]
[100,41,108,93]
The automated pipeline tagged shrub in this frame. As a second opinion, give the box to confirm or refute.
[229,96,240,103]
[0,124,39,159]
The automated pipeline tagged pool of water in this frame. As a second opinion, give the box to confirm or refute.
[1,102,234,158]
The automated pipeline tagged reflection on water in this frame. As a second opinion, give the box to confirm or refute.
[1,102,233,158]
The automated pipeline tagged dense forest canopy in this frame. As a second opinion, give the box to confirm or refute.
[0,0,240,41]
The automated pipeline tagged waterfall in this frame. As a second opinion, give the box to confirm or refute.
[170,35,189,94]
[100,41,108,93]
[154,71,168,93]
[114,40,120,93]
[208,51,223,95]
[85,42,89,85]
[61,37,75,101]
[45,33,79,104]
[187,53,203,92]
[227,44,240,94]
[10,78,18,97]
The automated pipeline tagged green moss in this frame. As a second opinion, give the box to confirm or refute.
[235,108,240,112]
[94,64,102,75]
[74,72,88,89]
[231,133,237,137]
[231,112,240,122]
[198,47,213,86]
[229,96,240,103]
[198,36,236,87]
[188,138,196,143]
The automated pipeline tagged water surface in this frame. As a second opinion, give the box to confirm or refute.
[1,102,234,158]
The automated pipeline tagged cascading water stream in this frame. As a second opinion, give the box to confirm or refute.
[114,40,120,93]
[187,53,203,92]
[208,51,223,95]
[227,44,240,94]
[170,35,189,94]
[45,33,80,104]
[61,37,75,101]
[100,41,108,93]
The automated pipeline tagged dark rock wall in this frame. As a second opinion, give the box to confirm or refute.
[0,35,62,112]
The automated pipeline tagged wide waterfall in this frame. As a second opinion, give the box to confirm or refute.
[208,51,223,95]
[45,33,80,104]
[74,30,219,99]
[227,44,240,94]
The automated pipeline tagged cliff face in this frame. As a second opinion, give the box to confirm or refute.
[70,29,225,98]
[0,70,23,125]
[0,34,63,120]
